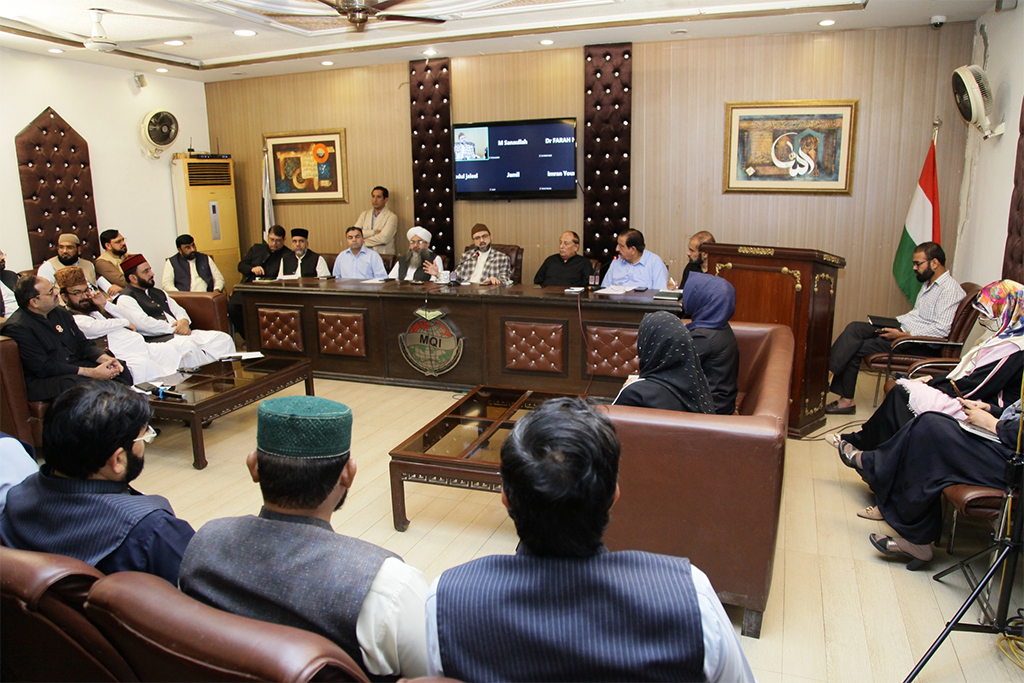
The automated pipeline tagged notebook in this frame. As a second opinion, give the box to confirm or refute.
[957,420,1000,443]
[868,315,901,329]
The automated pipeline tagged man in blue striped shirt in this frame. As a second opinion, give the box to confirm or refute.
[426,398,753,682]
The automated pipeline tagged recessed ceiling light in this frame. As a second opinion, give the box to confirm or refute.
[671,28,688,35]
[539,39,554,46]
[156,68,169,73]
[423,48,437,56]
[234,29,257,37]
[819,19,835,26]
[231,71,245,76]
[48,48,64,54]
[164,40,184,46]
[321,61,334,66]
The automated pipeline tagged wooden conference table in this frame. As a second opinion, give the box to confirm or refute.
[233,278,682,397]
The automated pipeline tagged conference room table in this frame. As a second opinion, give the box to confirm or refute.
[233,278,683,397]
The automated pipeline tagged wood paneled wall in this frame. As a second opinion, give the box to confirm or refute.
[449,49,584,275]
[207,24,973,329]
[205,62,415,260]
[631,25,973,327]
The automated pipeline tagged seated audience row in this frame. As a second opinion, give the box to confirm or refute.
[832,279,1022,569]
[0,382,754,682]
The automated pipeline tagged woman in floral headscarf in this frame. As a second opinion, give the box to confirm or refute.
[832,280,1024,515]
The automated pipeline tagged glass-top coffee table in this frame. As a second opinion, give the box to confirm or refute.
[148,357,314,470]
[389,386,579,530]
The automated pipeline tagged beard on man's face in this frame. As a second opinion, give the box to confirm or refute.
[138,274,156,289]
[406,249,424,270]
[58,253,78,266]
[66,296,97,314]
[125,451,145,483]
[113,246,128,257]
[333,488,348,511]
[184,251,197,261]
[916,266,934,283]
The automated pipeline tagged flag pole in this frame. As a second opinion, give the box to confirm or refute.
[932,117,942,143]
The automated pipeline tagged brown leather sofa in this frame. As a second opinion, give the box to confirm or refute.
[0,292,230,447]
[599,322,794,639]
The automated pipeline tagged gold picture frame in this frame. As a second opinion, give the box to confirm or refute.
[265,129,349,202]
[723,100,858,195]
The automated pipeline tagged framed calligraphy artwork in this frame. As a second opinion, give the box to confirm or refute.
[265,129,348,202]
[723,100,858,195]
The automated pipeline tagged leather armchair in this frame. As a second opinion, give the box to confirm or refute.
[168,290,231,334]
[599,322,795,639]
[85,572,370,682]
[0,547,135,682]
[1,335,43,446]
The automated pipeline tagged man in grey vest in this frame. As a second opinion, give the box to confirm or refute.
[162,234,225,292]
[36,233,111,294]
[426,398,754,682]
[179,396,428,680]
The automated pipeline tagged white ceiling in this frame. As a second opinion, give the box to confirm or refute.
[0,0,998,82]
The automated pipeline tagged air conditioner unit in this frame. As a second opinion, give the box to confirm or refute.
[170,155,242,293]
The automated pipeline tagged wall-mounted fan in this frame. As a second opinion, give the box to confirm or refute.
[141,110,179,159]
[312,0,445,30]
[952,65,1005,139]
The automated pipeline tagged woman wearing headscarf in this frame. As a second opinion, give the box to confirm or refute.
[838,399,1021,570]
[613,311,715,414]
[833,280,1024,455]
[683,273,740,415]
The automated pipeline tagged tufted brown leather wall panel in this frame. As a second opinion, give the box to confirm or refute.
[586,324,638,378]
[258,307,304,353]
[1003,96,1024,283]
[582,44,632,269]
[503,320,565,373]
[318,310,366,357]
[409,59,454,263]
[15,108,100,267]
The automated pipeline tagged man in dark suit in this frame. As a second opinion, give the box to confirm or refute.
[3,275,131,401]
[228,225,288,338]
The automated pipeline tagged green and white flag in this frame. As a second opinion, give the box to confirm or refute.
[261,151,275,242]
[892,141,940,302]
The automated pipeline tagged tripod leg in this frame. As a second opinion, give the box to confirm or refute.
[904,544,1015,683]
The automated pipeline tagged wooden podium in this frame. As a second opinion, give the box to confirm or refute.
[702,244,846,436]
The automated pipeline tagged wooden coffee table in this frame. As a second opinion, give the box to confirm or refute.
[389,386,579,530]
[148,357,314,469]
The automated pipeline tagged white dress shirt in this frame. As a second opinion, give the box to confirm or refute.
[387,255,444,281]
[897,270,965,338]
[356,557,429,677]
[0,437,38,517]
[1,279,17,318]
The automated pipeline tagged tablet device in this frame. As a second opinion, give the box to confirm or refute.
[868,315,901,329]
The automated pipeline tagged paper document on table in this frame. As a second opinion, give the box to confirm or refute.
[219,352,265,361]
[362,278,387,283]
[595,285,634,295]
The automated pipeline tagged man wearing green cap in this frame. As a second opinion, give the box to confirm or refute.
[179,396,428,680]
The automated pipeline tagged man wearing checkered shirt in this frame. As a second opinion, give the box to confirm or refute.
[427,223,513,286]
[826,241,964,414]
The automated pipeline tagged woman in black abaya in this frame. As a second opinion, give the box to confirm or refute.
[613,311,715,414]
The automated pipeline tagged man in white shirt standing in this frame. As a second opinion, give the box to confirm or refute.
[333,227,387,280]
[56,267,205,383]
[114,254,235,363]
[354,186,398,255]
[162,234,225,293]
[179,396,428,680]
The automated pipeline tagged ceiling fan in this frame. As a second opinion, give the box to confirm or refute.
[311,0,446,30]
[69,8,192,53]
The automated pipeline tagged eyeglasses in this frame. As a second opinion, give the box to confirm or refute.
[134,425,157,444]
[912,260,930,268]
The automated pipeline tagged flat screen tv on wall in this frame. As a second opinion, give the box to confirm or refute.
[453,118,577,200]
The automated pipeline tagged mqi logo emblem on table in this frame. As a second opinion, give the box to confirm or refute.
[399,308,464,376]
